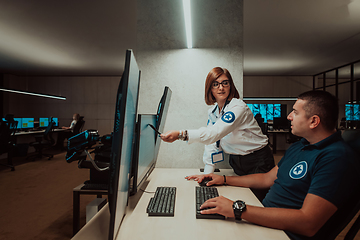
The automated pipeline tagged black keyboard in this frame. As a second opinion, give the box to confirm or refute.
[147,187,176,217]
[81,183,108,190]
[196,186,225,219]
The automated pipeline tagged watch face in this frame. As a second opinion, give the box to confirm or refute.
[233,200,246,210]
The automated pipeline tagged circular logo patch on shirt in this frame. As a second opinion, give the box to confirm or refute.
[221,111,235,123]
[289,161,308,179]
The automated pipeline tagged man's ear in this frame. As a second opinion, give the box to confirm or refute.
[309,115,320,129]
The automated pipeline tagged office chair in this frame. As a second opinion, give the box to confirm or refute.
[0,119,17,171]
[255,114,268,136]
[27,119,56,160]
[310,129,360,240]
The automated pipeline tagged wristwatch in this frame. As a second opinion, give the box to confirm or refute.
[233,200,246,221]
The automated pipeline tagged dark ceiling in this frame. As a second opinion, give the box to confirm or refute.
[0,0,359,76]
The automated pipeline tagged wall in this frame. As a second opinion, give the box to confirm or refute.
[137,49,242,169]
[243,75,313,150]
[3,74,120,136]
[136,0,244,169]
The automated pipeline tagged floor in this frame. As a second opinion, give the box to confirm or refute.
[0,150,359,239]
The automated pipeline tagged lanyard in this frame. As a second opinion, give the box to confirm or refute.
[216,100,230,149]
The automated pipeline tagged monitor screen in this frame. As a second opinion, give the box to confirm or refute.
[108,49,140,240]
[346,104,353,121]
[2,118,22,130]
[155,86,172,160]
[52,117,59,127]
[39,118,49,127]
[21,118,34,129]
[130,114,157,195]
[39,117,58,127]
[346,104,360,121]
[247,103,282,123]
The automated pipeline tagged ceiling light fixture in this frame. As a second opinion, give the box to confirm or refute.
[183,0,193,49]
[0,88,66,100]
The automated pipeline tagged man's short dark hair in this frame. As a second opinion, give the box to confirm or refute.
[297,90,339,131]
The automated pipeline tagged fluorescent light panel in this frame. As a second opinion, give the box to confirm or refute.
[183,0,192,48]
[0,88,66,100]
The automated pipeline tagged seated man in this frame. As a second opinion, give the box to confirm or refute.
[186,90,360,240]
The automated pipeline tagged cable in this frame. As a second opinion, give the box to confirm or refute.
[84,149,109,171]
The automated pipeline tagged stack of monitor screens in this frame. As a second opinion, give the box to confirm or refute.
[107,49,172,239]
[108,49,141,240]
[129,114,157,196]
[129,87,172,196]
[345,104,360,121]
[2,117,59,130]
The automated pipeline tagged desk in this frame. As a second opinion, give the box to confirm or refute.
[268,129,290,154]
[73,183,108,236]
[14,128,66,136]
[72,168,289,240]
[117,168,289,240]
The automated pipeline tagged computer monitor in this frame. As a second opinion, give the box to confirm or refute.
[273,117,290,130]
[247,103,282,123]
[129,114,157,195]
[346,104,360,121]
[154,86,172,160]
[21,118,34,129]
[2,117,22,130]
[39,118,49,127]
[108,49,141,240]
[39,117,58,128]
[52,117,59,127]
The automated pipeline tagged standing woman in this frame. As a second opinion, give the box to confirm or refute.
[161,67,274,176]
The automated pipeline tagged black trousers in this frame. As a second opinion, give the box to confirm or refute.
[229,144,275,201]
[229,144,275,176]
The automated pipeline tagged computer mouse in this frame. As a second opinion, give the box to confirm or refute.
[199,179,210,187]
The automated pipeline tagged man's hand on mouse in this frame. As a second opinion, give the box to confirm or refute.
[185,173,225,186]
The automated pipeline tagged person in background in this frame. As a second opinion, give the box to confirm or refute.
[57,113,80,150]
[186,90,360,240]
[62,113,80,131]
[161,67,274,180]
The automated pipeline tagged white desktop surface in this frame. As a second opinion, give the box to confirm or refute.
[14,128,65,136]
[116,168,289,240]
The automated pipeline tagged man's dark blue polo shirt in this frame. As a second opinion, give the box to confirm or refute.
[262,131,360,240]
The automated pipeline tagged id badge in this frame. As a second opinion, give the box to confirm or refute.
[211,151,224,164]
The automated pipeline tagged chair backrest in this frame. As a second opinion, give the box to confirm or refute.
[43,118,55,143]
[0,120,13,154]
[255,114,268,135]
[72,116,85,135]
[313,129,360,239]
[342,129,360,156]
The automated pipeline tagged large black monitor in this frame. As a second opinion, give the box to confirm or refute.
[129,114,157,195]
[108,49,140,240]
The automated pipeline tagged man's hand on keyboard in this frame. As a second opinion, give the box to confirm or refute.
[200,196,235,218]
[185,173,224,186]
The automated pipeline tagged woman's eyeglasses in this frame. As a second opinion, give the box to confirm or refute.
[212,80,230,89]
